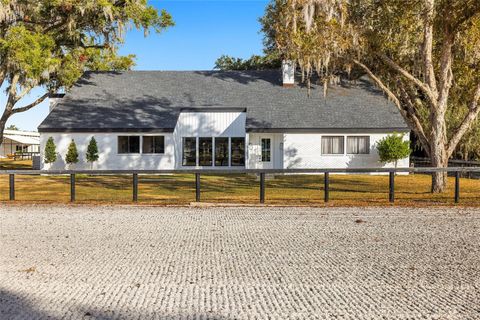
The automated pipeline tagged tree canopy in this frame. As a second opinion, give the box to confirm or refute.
[0,0,173,139]
[266,0,480,192]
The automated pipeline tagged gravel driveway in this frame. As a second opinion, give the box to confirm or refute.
[1,205,479,320]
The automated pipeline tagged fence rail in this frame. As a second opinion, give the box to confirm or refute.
[1,167,479,204]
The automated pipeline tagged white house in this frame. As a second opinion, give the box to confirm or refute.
[38,65,410,171]
[1,130,40,159]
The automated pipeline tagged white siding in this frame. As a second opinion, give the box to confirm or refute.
[173,112,246,169]
[282,133,410,171]
[39,133,175,170]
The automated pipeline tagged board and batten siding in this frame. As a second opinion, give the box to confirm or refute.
[39,132,175,170]
[173,111,246,169]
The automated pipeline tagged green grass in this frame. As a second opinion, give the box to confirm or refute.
[1,172,479,206]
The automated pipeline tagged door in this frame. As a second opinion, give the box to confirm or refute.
[259,136,273,169]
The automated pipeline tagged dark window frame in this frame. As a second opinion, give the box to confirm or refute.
[198,137,213,166]
[346,136,370,155]
[142,136,165,154]
[230,137,246,167]
[321,136,345,155]
[118,136,140,154]
[261,138,271,162]
[182,137,197,166]
[214,137,229,167]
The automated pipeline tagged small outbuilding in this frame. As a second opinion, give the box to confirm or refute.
[1,130,40,159]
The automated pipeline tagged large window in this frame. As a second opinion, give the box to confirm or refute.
[182,137,196,166]
[321,136,344,155]
[215,137,229,166]
[142,136,165,154]
[261,138,271,162]
[231,137,245,166]
[118,136,140,154]
[199,137,213,166]
[347,136,370,154]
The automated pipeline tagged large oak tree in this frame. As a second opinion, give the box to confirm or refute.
[270,0,480,192]
[0,0,173,143]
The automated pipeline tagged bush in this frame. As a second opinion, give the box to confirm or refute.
[376,133,411,168]
[65,139,79,166]
[44,137,57,164]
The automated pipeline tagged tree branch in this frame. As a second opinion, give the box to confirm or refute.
[12,93,49,114]
[422,0,438,96]
[437,33,454,111]
[447,83,480,157]
[353,59,430,154]
[378,53,437,105]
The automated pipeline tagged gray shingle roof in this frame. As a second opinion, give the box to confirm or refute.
[38,70,408,132]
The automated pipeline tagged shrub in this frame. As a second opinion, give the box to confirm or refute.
[86,137,99,168]
[44,137,57,164]
[65,139,79,166]
[376,133,411,168]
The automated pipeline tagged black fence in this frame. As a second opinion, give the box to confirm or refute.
[1,167,480,204]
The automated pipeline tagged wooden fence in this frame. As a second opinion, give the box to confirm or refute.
[1,167,480,204]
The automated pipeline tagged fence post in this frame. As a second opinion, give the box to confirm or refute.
[195,173,200,202]
[70,174,76,202]
[455,171,460,203]
[259,172,265,204]
[389,172,395,203]
[132,173,138,202]
[324,172,330,203]
[9,174,14,201]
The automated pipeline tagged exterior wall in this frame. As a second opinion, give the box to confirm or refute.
[40,133,175,170]
[247,132,410,171]
[282,132,410,170]
[173,112,246,169]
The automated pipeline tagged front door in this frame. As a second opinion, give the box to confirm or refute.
[259,136,273,169]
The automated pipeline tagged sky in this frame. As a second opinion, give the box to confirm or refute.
[3,0,269,131]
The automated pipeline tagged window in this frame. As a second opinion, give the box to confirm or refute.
[199,137,213,166]
[215,137,229,166]
[347,136,370,154]
[261,138,271,162]
[231,137,245,166]
[183,137,197,166]
[118,136,140,154]
[142,136,165,154]
[321,136,344,155]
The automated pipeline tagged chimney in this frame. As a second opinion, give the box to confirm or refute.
[49,93,65,112]
[282,60,295,88]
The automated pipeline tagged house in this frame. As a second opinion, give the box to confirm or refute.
[38,64,410,171]
[1,130,40,159]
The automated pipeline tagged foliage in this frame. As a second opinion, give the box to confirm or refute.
[6,124,18,130]
[44,137,57,164]
[86,137,99,164]
[214,54,281,70]
[266,0,480,192]
[377,134,411,168]
[65,139,79,165]
[0,0,174,141]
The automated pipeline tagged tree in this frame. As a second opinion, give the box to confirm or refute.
[268,0,480,192]
[377,134,411,170]
[0,1,174,147]
[86,137,99,169]
[6,124,18,130]
[65,139,79,167]
[214,54,281,71]
[44,137,56,164]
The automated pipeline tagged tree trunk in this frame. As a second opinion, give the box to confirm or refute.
[430,110,449,193]
[0,108,12,145]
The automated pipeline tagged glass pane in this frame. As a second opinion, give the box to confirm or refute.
[142,136,154,153]
[143,136,165,154]
[215,137,229,166]
[118,136,128,153]
[261,138,271,162]
[231,137,245,166]
[322,136,344,154]
[199,137,213,166]
[347,136,370,154]
[155,136,165,154]
[183,137,196,166]
[129,136,140,153]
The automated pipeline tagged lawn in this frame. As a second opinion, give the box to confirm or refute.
[1,170,479,206]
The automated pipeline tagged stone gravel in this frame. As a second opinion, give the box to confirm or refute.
[0,205,479,320]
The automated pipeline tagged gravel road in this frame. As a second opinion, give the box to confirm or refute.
[1,205,479,319]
